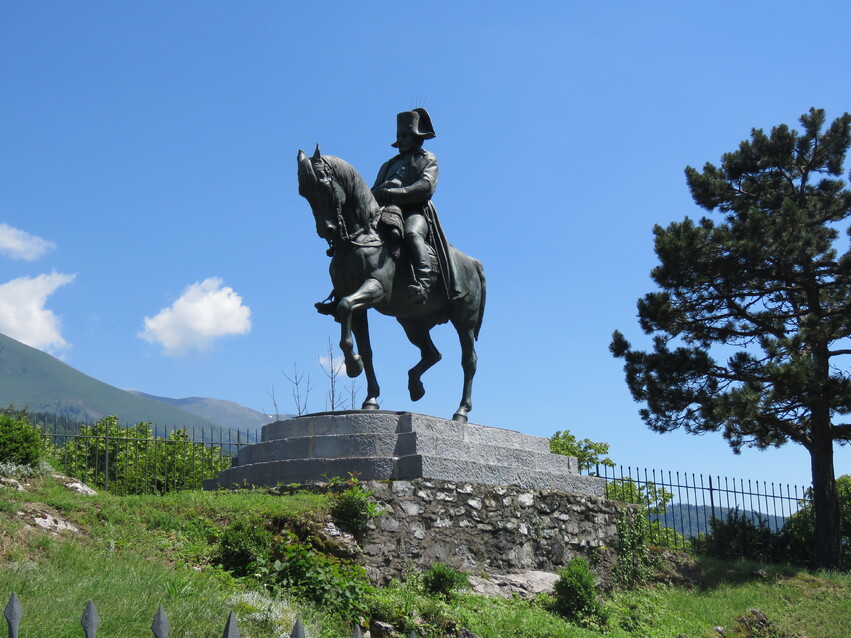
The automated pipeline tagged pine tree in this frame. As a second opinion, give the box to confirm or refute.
[611,108,851,569]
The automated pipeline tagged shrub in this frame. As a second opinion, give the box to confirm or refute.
[0,460,51,478]
[691,509,778,563]
[549,429,614,473]
[606,477,688,550]
[605,477,673,519]
[775,475,851,568]
[0,411,44,466]
[265,534,372,616]
[612,510,656,589]
[329,474,381,536]
[53,417,232,494]
[217,519,273,577]
[552,557,606,626]
[215,522,372,618]
[421,562,469,599]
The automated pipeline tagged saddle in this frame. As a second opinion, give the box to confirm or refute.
[378,205,404,245]
[376,205,438,265]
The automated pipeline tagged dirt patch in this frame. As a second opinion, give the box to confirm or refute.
[651,549,705,587]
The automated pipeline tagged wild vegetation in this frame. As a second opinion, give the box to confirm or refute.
[2,463,850,637]
[2,412,849,634]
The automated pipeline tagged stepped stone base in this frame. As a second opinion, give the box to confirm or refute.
[203,411,604,496]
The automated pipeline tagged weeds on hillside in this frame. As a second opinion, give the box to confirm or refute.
[326,473,382,537]
[2,475,850,638]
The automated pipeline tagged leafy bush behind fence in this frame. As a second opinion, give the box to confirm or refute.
[39,416,249,495]
[586,464,815,553]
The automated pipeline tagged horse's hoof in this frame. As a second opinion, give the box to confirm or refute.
[408,369,426,401]
[408,379,425,402]
[361,398,379,410]
[452,411,468,424]
[345,355,363,378]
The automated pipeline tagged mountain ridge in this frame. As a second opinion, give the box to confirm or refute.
[128,391,272,431]
[0,332,270,432]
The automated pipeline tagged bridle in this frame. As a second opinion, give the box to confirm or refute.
[313,158,380,250]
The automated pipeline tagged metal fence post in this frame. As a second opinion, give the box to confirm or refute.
[103,419,110,493]
[81,600,100,638]
[708,474,717,524]
[4,592,22,638]
[152,606,170,637]
[222,610,240,637]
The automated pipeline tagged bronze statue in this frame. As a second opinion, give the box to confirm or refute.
[371,108,456,303]
[297,111,485,422]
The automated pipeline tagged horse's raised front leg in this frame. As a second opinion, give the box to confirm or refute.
[398,318,441,403]
[452,324,478,423]
[335,278,385,379]
[350,310,380,410]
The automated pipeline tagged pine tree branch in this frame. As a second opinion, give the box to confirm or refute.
[832,423,851,440]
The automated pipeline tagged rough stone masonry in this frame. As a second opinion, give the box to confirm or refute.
[357,479,625,584]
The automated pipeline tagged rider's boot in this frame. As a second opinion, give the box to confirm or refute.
[315,291,338,316]
[406,234,431,303]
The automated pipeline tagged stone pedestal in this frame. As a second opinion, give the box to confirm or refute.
[203,411,604,496]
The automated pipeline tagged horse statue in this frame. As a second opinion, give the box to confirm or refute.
[297,146,485,423]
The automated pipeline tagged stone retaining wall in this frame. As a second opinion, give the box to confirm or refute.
[357,479,628,583]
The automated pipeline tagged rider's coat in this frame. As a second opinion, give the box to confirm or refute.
[372,148,438,215]
[372,149,459,299]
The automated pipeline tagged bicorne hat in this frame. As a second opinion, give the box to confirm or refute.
[391,108,436,147]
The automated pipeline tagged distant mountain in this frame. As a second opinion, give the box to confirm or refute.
[0,332,266,434]
[129,392,272,431]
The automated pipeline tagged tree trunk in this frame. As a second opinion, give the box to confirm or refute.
[809,407,842,569]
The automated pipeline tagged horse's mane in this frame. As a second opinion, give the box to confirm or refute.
[322,155,380,230]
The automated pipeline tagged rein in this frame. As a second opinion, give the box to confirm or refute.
[318,158,381,249]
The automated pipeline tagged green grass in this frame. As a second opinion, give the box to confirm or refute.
[0,475,339,637]
[1,473,850,637]
[2,542,242,637]
[656,568,851,638]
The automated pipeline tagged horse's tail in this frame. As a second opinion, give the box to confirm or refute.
[473,258,486,341]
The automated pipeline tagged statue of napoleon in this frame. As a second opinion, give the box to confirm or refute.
[298,108,484,422]
[371,108,458,302]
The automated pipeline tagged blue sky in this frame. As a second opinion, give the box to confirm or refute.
[2,1,850,489]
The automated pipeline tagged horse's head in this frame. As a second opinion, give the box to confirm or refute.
[297,145,347,242]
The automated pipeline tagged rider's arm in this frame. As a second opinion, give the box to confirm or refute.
[386,153,438,205]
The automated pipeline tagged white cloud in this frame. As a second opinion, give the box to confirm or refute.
[0,271,76,353]
[0,223,56,261]
[318,355,345,375]
[139,277,252,356]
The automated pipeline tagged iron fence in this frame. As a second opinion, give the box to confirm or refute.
[39,423,256,495]
[586,464,813,549]
[3,592,392,638]
[35,419,815,546]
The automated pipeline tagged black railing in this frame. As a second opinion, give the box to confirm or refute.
[587,464,812,548]
[35,420,814,545]
[39,424,257,495]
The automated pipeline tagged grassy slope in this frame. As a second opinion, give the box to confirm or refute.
[1,474,849,638]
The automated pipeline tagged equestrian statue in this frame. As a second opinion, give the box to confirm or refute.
[296,108,485,423]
